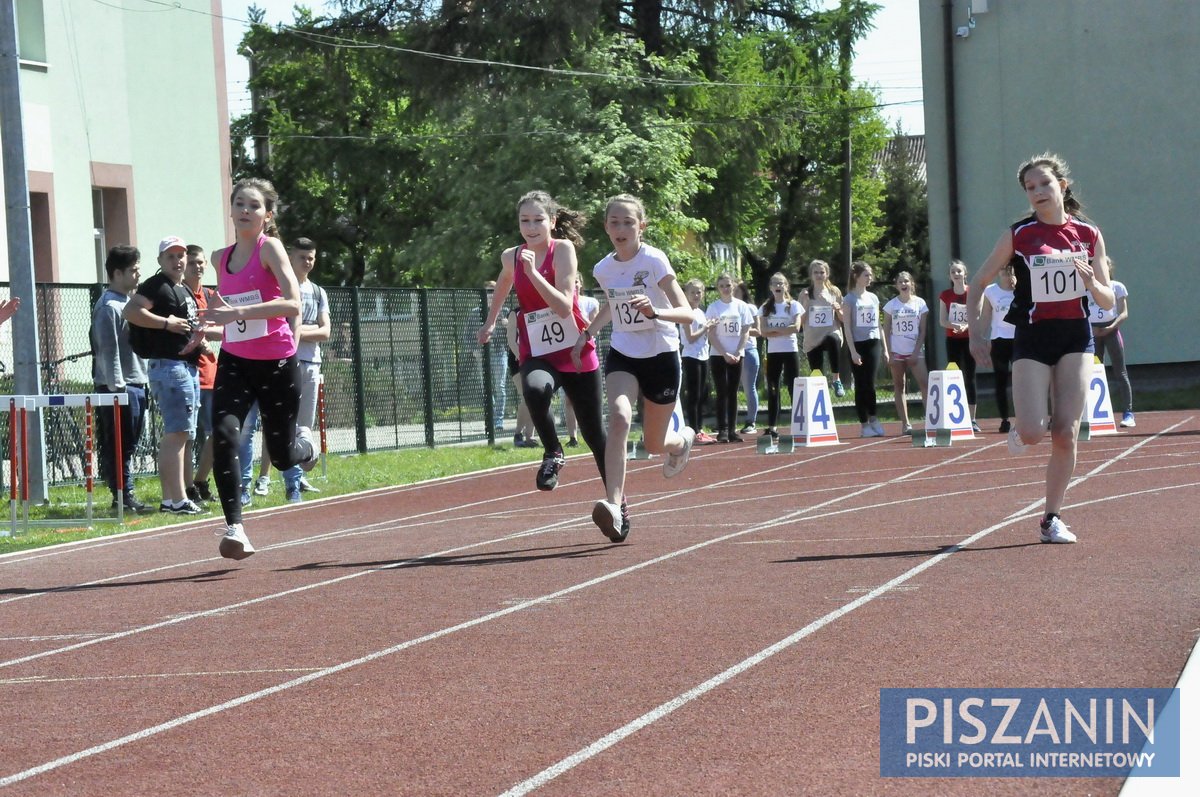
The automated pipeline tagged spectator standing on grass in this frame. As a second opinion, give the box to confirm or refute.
[1089,257,1134,428]
[182,244,221,504]
[735,280,761,434]
[90,245,152,513]
[203,177,319,561]
[939,259,982,433]
[679,278,717,444]
[705,273,754,443]
[468,280,509,432]
[980,257,1018,433]
[505,306,538,448]
[759,272,804,441]
[800,259,845,397]
[968,152,1113,544]
[123,236,206,516]
[882,271,929,435]
[841,261,888,438]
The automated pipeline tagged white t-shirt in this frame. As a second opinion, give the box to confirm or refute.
[680,307,710,359]
[883,295,928,356]
[593,244,681,359]
[983,283,1016,340]
[1087,280,1127,325]
[763,300,803,353]
[578,294,601,323]
[705,298,756,358]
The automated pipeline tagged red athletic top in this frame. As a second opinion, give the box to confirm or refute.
[512,239,598,372]
[938,287,970,339]
[1008,215,1100,325]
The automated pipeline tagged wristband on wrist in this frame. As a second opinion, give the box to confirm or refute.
[647,310,659,319]
[162,317,169,330]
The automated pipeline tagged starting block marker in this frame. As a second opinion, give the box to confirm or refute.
[626,439,651,460]
[917,364,973,447]
[756,434,796,454]
[1080,355,1116,440]
[790,371,840,446]
[629,397,685,459]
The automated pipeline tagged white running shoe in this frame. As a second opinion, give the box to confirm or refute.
[871,419,886,437]
[1007,426,1029,455]
[1039,516,1077,544]
[663,426,695,478]
[253,475,271,496]
[297,426,320,473]
[861,423,880,438]
[1120,411,1136,428]
[218,523,256,560]
[592,500,623,542]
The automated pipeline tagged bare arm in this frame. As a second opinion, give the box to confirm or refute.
[968,232,1015,367]
[477,252,516,345]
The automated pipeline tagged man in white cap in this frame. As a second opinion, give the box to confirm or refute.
[123,236,207,515]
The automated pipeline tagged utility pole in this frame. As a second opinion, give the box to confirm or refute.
[837,0,854,289]
[1,0,48,502]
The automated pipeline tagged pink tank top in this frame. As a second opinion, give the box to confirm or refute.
[512,239,598,372]
[218,235,297,360]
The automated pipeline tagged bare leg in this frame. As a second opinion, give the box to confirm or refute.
[1044,353,1090,515]
[603,371,640,505]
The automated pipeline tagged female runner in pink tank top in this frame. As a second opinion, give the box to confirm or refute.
[477,191,614,539]
[202,177,317,561]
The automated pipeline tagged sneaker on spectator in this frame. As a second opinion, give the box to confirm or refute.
[286,487,302,504]
[1120,411,1136,428]
[695,431,718,445]
[536,450,566,491]
[567,437,579,448]
[193,480,213,501]
[663,426,695,479]
[185,484,203,504]
[833,379,846,398]
[240,487,252,507]
[728,432,744,443]
[971,421,982,433]
[218,523,255,560]
[901,424,913,436]
[739,423,756,435]
[870,419,886,437]
[253,476,271,496]
[998,419,1011,434]
[298,476,320,493]
[112,493,153,514]
[297,426,320,472]
[160,499,204,516]
[1039,515,1077,544]
[716,431,729,444]
[861,423,880,438]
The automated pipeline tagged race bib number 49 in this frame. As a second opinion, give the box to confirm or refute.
[1029,252,1087,303]
[525,307,580,356]
[222,290,267,342]
[608,287,652,333]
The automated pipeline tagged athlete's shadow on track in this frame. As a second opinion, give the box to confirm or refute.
[772,541,1042,564]
[279,542,619,572]
[0,568,241,596]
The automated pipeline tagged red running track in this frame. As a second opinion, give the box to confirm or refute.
[1,412,1197,796]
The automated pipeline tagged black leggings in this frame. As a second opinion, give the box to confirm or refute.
[521,358,607,484]
[681,356,708,431]
[805,336,840,375]
[1093,328,1132,412]
[764,351,799,429]
[709,357,742,435]
[850,339,882,423]
[212,350,308,525]
[944,336,977,405]
[990,338,1014,420]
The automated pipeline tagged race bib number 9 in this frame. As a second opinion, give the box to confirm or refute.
[855,303,878,329]
[222,290,268,343]
[808,306,833,328]
[948,303,968,326]
[1029,252,1087,303]
[608,287,652,333]
[525,307,580,356]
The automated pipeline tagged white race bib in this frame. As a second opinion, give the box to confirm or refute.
[766,315,792,331]
[1029,252,1087,303]
[948,302,968,326]
[1089,299,1115,324]
[891,312,919,339]
[608,287,653,333]
[222,290,268,342]
[525,307,580,356]
[855,303,878,329]
[808,305,833,328]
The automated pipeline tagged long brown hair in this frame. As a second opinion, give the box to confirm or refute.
[1017,152,1085,218]
[517,190,586,248]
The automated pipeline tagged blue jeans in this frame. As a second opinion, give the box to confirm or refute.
[239,402,261,488]
[95,383,147,497]
[740,343,760,425]
[148,359,200,438]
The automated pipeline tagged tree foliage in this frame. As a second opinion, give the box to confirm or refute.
[232,0,899,291]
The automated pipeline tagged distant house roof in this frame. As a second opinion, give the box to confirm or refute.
[874,134,926,183]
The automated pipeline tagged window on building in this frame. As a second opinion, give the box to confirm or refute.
[15,0,48,65]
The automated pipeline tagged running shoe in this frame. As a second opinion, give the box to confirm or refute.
[728,432,744,443]
[998,419,1011,434]
[297,426,320,472]
[193,480,214,501]
[567,437,579,448]
[286,487,302,504]
[536,450,566,491]
[240,487,252,507]
[739,424,756,435]
[695,431,718,445]
[833,379,846,398]
[112,494,153,514]
[1120,411,1136,428]
[861,423,881,438]
[298,476,320,493]
[663,426,695,479]
[870,419,886,437]
[1007,426,1029,455]
[218,523,256,560]
[185,484,202,504]
[971,421,982,433]
[1039,515,1077,544]
[253,475,271,496]
[160,499,205,515]
[620,498,630,541]
[901,424,913,436]
[592,499,622,542]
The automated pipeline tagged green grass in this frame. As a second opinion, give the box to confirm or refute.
[4,379,1196,555]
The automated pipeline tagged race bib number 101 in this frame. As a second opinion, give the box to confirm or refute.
[1029,252,1087,303]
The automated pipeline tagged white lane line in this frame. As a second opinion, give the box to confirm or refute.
[0,668,324,685]
[0,441,977,786]
[495,418,1190,797]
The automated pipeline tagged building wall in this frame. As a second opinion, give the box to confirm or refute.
[2,0,232,284]
[920,0,1199,366]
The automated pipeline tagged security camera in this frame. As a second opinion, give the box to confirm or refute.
[955,26,970,38]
